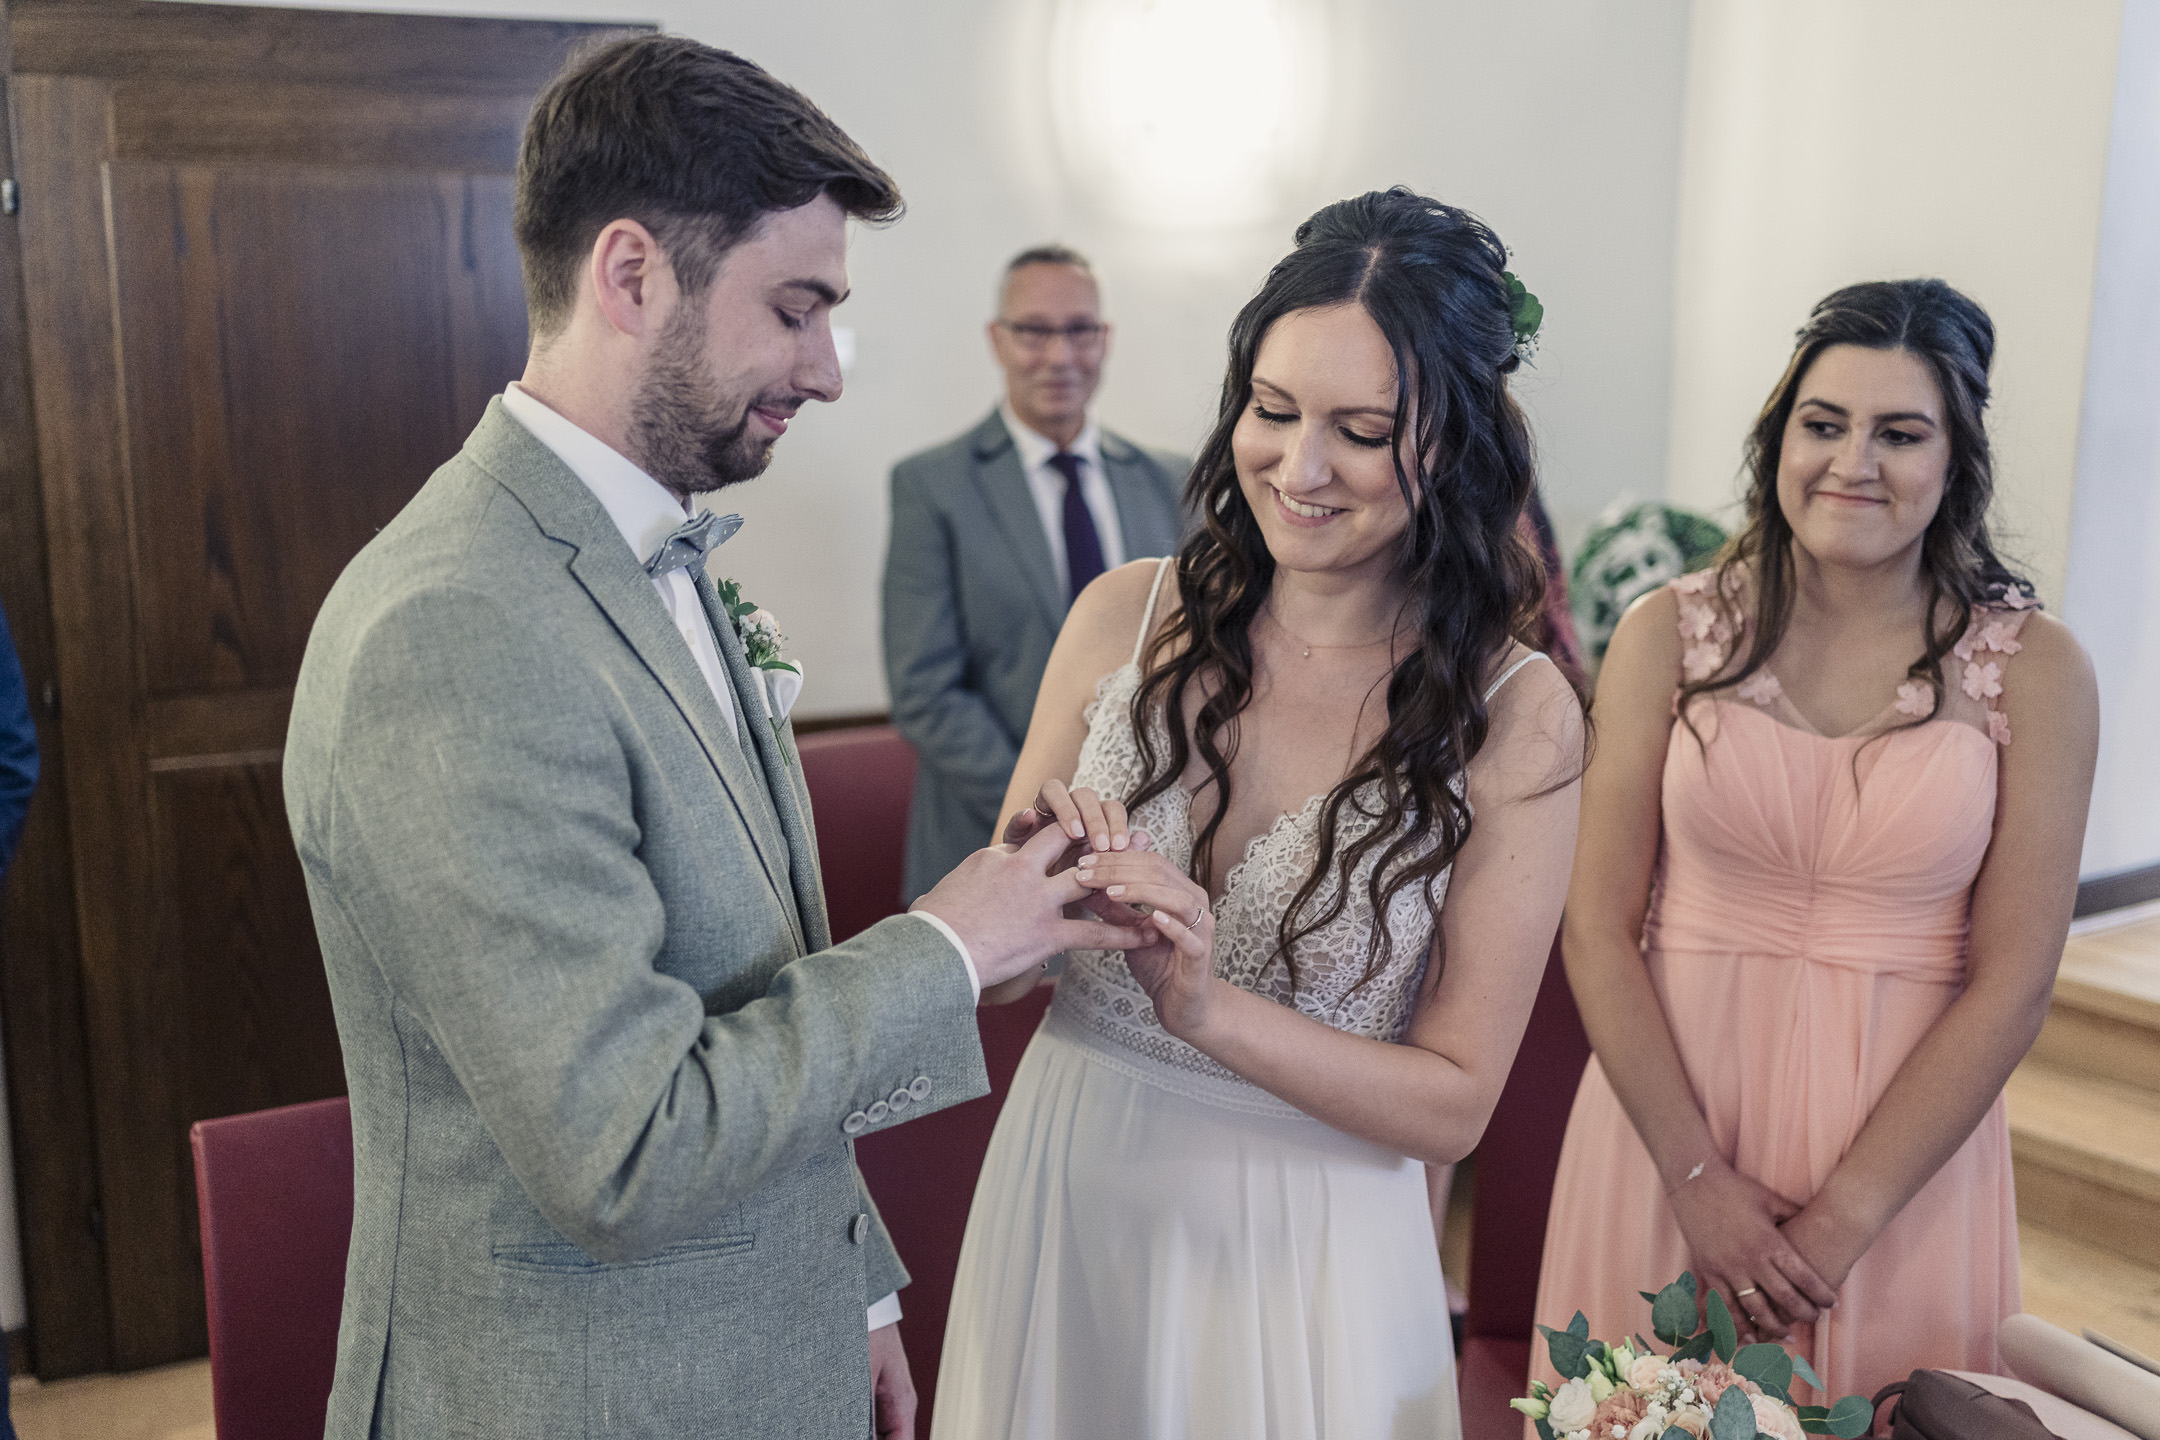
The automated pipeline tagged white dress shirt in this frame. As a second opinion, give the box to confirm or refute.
[500,385,988,1330]
[999,401,1125,596]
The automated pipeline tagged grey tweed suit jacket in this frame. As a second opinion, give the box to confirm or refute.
[286,401,989,1438]
[883,410,1187,902]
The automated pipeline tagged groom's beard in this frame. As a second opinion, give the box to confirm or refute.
[626,309,791,496]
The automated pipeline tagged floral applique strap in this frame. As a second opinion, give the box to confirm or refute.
[1952,592,2037,745]
[1667,570,1779,710]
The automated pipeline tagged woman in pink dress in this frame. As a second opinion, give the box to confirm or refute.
[1532,278,2098,1405]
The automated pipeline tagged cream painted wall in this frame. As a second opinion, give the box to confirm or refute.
[207,0,1693,718]
[1663,0,2124,607]
[2064,0,2160,877]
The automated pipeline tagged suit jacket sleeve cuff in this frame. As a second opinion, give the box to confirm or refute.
[903,909,981,1001]
[867,1292,902,1330]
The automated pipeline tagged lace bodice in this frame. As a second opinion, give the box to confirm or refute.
[1047,561,1541,1108]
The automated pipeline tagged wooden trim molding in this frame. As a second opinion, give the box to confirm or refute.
[792,710,893,736]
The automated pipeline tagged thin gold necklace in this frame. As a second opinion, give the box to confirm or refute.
[1264,601,1395,660]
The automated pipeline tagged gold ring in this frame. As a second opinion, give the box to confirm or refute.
[1734,1287,1759,1298]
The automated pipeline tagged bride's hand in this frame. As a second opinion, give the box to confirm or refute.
[1001,779,1132,870]
[1072,850,1217,1039]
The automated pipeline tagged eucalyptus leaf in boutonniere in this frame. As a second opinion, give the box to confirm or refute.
[714,578,804,765]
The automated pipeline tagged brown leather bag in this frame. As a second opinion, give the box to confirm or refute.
[1872,1370,2062,1440]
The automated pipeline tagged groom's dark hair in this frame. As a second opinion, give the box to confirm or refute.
[515,34,903,338]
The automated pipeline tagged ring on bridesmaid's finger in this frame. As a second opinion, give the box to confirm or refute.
[1734,1286,1759,1299]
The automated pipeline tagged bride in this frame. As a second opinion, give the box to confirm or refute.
[927,189,1583,1440]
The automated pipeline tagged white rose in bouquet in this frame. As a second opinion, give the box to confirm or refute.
[1547,1377,1598,1434]
[1626,1353,1667,1390]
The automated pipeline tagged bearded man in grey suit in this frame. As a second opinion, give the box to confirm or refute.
[883,247,1188,903]
[285,37,1143,1439]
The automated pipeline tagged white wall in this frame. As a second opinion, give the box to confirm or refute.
[214,0,1694,718]
[1664,0,2124,608]
[2064,0,2160,877]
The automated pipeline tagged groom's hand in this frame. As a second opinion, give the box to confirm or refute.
[869,1322,915,1439]
[913,819,1149,988]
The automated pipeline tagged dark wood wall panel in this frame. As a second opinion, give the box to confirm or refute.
[2,0,636,1376]
[0,18,112,1379]
[112,164,525,698]
[136,760,343,1353]
[113,82,532,169]
[12,72,169,1369]
[10,0,621,88]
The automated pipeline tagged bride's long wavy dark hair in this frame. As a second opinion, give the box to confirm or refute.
[1127,188,1549,993]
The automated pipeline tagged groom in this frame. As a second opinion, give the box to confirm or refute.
[285,36,1138,1439]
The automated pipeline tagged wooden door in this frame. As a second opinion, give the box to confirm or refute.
[0,0,635,1373]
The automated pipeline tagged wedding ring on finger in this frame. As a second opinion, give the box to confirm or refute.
[1187,904,1207,930]
[1734,1286,1759,1299]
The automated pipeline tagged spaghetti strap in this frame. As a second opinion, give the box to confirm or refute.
[1131,556,1175,667]
[1482,649,1548,703]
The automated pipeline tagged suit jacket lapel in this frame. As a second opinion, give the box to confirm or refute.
[468,403,804,937]
[966,412,1066,631]
[702,585,829,953]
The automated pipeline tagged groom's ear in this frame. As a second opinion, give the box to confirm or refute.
[587,218,675,343]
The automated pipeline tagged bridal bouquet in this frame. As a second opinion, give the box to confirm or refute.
[1512,1273,1873,1440]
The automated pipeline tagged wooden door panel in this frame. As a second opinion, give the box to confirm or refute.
[111,163,526,697]
[3,0,624,1370]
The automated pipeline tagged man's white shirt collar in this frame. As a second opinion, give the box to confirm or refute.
[999,399,1100,475]
[502,383,694,562]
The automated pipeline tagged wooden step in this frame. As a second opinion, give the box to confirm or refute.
[2007,1060,2160,1269]
[2018,1220,2160,1366]
[2031,912,2160,1093]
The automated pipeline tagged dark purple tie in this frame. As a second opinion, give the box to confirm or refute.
[1049,451,1105,601]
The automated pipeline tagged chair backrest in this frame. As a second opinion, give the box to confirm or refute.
[796,724,919,942]
[796,722,1049,1436]
[189,1094,354,1440]
[1463,940,1592,1343]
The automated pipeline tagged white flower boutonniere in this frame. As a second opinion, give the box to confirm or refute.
[715,578,804,762]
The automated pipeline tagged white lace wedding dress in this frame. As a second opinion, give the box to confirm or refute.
[932,561,1542,1439]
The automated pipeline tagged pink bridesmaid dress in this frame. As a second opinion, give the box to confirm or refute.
[1530,570,2034,1405]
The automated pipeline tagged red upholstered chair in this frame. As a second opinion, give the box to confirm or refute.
[795,724,920,943]
[189,1094,354,1440]
[797,723,1052,1436]
[1457,940,1593,1440]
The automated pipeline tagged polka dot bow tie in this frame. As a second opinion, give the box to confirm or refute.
[643,510,743,580]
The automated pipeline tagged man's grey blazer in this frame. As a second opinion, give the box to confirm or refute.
[286,401,990,1438]
[883,410,1187,901]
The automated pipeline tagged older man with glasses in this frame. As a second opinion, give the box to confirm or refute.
[883,245,1189,904]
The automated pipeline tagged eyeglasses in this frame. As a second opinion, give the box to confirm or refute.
[998,320,1107,352]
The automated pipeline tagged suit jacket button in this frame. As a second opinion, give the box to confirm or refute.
[908,1076,932,1100]
[888,1087,912,1110]
[850,1212,870,1245]
[842,1110,869,1135]
[866,1100,890,1123]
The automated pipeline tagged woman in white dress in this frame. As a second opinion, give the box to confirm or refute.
[929,189,1583,1440]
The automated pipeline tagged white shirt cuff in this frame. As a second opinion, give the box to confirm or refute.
[867,1291,903,1330]
[904,909,981,1001]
